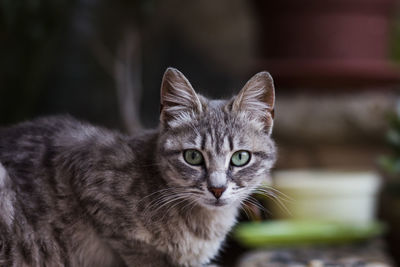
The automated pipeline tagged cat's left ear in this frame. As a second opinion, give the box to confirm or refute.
[232,71,275,134]
[160,68,203,126]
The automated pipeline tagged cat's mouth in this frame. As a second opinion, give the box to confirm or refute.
[204,199,228,207]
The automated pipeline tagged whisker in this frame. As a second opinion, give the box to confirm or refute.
[257,191,292,215]
[136,187,178,204]
[144,189,201,219]
[239,201,252,219]
[256,186,295,202]
[180,197,199,215]
[163,194,195,214]
[234,185,292,217]
[245,196,268,213]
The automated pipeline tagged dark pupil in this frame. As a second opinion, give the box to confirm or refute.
[238,153,242,160]
[191,152,196,160]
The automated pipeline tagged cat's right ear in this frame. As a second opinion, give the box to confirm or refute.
[160,68,202,126]
[231,71,275,134]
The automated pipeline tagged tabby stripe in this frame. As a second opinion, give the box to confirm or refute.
[236,161,262,181]
[51,224,69,267]
[162,149,181,156]
[253,151,272,160]
[215,131,223,154]
[201,133,206,150]
[228,135,234,151]
[18,240,32,265]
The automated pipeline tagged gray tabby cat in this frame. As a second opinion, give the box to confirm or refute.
[0,68,276,267]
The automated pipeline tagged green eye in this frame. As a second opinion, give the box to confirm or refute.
[183,149,204,165]
[231,150,251,167]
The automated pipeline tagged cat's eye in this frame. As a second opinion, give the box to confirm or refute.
[183,149,204,165]
[231,150,251,167]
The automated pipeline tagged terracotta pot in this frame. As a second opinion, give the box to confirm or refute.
[252,0,400,88]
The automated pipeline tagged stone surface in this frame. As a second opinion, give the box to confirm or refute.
[237,240,394,267]
[273,90,397,169]
[275,91,397,143]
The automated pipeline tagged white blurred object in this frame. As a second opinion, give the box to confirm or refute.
[271,170,382,224]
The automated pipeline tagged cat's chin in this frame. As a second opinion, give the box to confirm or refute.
[202,199,229,209]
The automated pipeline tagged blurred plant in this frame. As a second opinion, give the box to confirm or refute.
[378,102,400,177]
[378,104,400,266]
[391,13,400,62]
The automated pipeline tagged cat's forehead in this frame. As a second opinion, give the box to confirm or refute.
[197,115,258,152]
[162,100,269,153]
[206,99,226,109]
[199,98,255,133]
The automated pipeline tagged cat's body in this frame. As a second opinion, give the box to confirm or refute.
[0,68,276,267]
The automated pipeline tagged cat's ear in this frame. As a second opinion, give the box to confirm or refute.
[232,71,275,134]
[160,68,202,126]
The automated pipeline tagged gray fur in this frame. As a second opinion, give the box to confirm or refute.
[0,68,276,267]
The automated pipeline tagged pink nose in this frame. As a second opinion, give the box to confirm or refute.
[208,186,226,199]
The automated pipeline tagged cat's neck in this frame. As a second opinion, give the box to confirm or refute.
[194,203,239,231]
[154,194,239,240]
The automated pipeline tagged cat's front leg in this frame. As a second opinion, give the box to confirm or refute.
[108,238,178,267]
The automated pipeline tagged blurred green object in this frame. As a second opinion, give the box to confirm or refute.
[234,220,385,248]
[378,102,400,176]
[378,102,400,264]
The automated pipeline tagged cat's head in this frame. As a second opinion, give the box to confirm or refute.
[157,68,276,209]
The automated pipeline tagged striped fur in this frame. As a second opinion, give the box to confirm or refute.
[0,68,276,267]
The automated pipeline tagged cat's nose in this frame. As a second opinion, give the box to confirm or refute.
[208,186,227,199]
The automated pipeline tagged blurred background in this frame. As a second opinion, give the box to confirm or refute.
[2,0,400,266]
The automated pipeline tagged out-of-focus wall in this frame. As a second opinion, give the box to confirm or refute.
[1,0,398,170]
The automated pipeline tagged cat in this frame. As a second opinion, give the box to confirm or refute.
[0,68,276,267]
